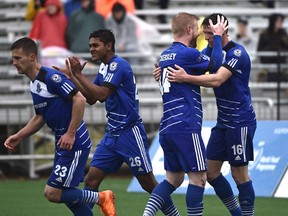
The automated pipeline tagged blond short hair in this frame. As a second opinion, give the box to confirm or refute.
[171,12,199,37]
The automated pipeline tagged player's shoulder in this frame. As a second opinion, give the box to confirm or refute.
[40,66,66,84]
[226,41,249,59]
[169,45,200,60]
[185,46,201,56]
[108,55,131,71]
[112,55,128,64]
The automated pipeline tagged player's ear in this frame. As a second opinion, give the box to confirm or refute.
[29,53,37,62]
[187,23,195,35]
[186,25,191,34]
[106,42,113,51]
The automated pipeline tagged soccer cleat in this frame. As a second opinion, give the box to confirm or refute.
[98,190,116,216]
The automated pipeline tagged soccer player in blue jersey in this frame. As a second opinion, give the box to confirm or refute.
[166,13,256,216]
[5,37,115,216]
[58,28,180,216]
[142,13,227,216]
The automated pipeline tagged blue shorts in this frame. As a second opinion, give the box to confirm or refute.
[47,146,91,189]
[206,125,256,166]
[90,123,153,176]
[159,132,207,173]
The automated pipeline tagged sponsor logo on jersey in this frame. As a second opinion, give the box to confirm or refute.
[110,62,118,71]
[233,49,242,57]
[51,74,62,83]
[34,102,47,109]
[138,167,144,172]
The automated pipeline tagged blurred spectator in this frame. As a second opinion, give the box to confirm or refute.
[257,13,288,82]
[233,17,257,62]
[249,0,275,8]
[196,16,208,51]
[134,0,145,20]
[25,0,46,21]
[157,0,170,23]
[133,0,170,23]
[106,2,139,64]
[29,0,67,49]
[63,0,81,18]
[95,0,135,18]
[196,16,209,96]
[66,0,105,53]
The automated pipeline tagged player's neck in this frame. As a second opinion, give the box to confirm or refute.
[27,63,41,81]
[222,35,230,47]
[102,52,115,64]
[174,37,190,47]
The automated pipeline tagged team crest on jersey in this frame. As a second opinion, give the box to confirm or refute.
[234,49,242,57]
[36,82,42,93]
[109,62,118,71]
[51,74,62,83]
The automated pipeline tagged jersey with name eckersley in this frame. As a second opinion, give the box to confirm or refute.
[158,36,222,134]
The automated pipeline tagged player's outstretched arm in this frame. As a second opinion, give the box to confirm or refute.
[4,115,45,150]
[167,64,232,88]
[66,56,114,104]
[53,57,91,99]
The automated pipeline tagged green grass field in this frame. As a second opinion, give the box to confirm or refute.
[0,176,287,216]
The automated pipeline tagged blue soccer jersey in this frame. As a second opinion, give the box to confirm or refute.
[90,56,152,175]
[158,39,222,134]
[203,41,257,128]
[30,66,91,150]
[93,55,141,135]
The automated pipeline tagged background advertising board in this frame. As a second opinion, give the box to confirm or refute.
[127,121,288,198]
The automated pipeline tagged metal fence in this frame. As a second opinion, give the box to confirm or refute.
[0,96,277,178]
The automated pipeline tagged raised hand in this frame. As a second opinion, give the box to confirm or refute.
[209,15,228,36]
[67,56,87,78]
[52,59,72,79]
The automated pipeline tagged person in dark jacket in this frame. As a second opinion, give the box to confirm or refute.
[66,0,105,53]
[257,13,288,81]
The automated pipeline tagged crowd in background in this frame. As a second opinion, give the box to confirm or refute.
[24,0,288,82]
[25,0,163,67]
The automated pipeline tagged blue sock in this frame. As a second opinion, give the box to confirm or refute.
[209,174,242,216]
[186,184,204,216]
[238,180,255,216]
[84,186,98,209]
[143,180,176,216]
[60,188,98,204]
[66,203,93,216]
[160,195,180,216]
